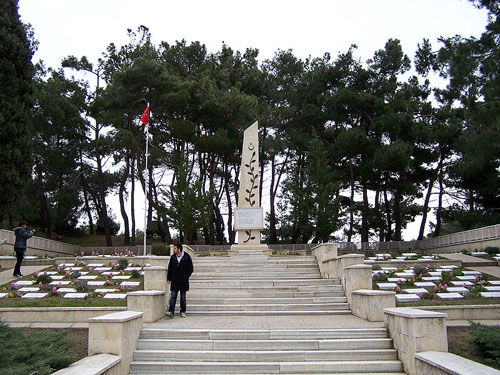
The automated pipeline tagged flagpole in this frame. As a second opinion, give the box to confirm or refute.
[143,103,149,256]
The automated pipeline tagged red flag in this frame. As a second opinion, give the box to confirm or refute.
[141,105,150,125]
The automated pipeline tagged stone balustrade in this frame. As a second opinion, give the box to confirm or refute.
[311,243,337,277]
[343,264,372,304]
[384,307,448,375]
[88,311,143,375]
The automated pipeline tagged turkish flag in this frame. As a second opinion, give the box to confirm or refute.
[141,106,150,125]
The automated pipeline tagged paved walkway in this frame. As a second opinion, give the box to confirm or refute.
[444,252,496,264]
[0,265,51,286]
[468,266,500,278]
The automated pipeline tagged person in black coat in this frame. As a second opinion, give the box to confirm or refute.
[167,243,193,318]
[13,220,34,277]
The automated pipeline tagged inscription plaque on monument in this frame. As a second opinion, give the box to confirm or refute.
[234,207,264,230]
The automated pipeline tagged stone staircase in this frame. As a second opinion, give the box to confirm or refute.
[129,250,405,374]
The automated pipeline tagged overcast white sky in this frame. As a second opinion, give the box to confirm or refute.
[17,0,490,241]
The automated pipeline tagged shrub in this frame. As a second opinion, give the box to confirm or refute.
[413,265,427,277]
[484,246,500,256]
[452,268,464,277]
[372,273,388,282]
[36,274,52,284]
[151,243,169,256]
[118,259,129,270]
[372,264,381,270]
[468,322,500,370]
[130,270,141,279]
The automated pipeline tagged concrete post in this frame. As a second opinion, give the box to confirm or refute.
[127,290,166,322]
[143,266,167,293]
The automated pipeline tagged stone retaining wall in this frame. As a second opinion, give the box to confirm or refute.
[0,307,127,323]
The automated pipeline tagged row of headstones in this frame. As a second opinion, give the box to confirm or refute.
[374,265,500,302]
[365,253,439,261]
[0,263,146,300]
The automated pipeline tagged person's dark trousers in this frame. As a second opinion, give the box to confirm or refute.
[169,288,187,314]
[13,250,24,276]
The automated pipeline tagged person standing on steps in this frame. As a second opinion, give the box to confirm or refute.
[167,243,193,318]
[13,220,34,277]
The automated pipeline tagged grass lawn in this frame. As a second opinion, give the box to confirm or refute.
[397,296,500,307]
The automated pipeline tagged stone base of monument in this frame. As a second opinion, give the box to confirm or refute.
[229,244,270,256]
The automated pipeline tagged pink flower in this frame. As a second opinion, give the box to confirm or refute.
[464,283,467,287]
[434,286,438,291]
[105,280,110,285]
[58,282,62,287]
[43,272,47,276]
[38,282,42,288]
[397,279,402,284]
[16,291,22,297]
[417,292,423,297]
[34,271,38,277]
[11,283,17,289]
[52,287,57,294]
[449,272,453,277]
[444,284,448,289]
[120,285,125,290]
[89,267,93,273]
[56,267,61,272]
[396,286,401,292]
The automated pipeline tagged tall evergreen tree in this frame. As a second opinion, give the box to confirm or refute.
[0,0,36,216]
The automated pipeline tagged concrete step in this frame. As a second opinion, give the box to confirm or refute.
[188,297,347,305]
[133,349,399,362]
[189,279,340,287]
[188,290,346,298]
[137,338,395,351]
[180,303,350,312]
[175,310,353,316]
[128,360,404,374]
[139,328,390,340]
[189,285,343,293]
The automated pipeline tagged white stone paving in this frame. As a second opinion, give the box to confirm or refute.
[447,287,469,294]
[88,281,106,286]
[125,267,142,271]
[21,293,48,299]
[480,292,500,298]
[87,263,104,267]
[429,271,445,276]
[103,293,127,299]
[58,263,74,267]
[456,275,477,281]
[77,275,97,280]
[437,292,463,300]
[50,275,65,280]
[395,294,420,302]
[377,283,397,290]
[403,288,428,294]
[0,293,7,298]
[64,267,82,271]
[49,280,71,286]
[63,293,88,299]
[422,277,441,281]
[94,267,112,272]
[414,282,436,288]
[451,281,474,287]
[13,281,34,286]
[18,287,40,292]
[402,253,418,258]
[485,286,500,292]
[488,281,500,286]
[120,281,140,287]
[57,288,77,293]
[94,289,116,294]
[112,275,131,280]
[395,272,414,278]
[462,271,481,275]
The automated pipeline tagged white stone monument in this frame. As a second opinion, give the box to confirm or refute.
[231,121,268,252]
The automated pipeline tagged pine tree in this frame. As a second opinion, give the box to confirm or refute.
[0,0,36,215]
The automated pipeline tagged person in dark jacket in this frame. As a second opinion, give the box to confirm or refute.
[13,220,34,277]
[167,243,193,318]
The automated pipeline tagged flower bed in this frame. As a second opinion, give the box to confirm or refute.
[0,257,145,303]
[372,263,500,304]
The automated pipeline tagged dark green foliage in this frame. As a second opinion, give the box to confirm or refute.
[453,268,464,277]
[151,243,169,256]
[35,274,51,284]
[130,269,141,279]
[484,247,500,256]
[118,259,129,270]
[0,321,76,374]
[413,265,427,276]
[468,322,500,369]
[0,0,36,215]
[373,273,388,282]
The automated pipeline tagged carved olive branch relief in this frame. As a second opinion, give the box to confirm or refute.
[244,143,258,208]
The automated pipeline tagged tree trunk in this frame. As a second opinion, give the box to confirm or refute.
[384,189,392,241]
[95,127,112,246]
[361,183,369,243]
[119,159,130,245]
[269,156,277,244]
[418,163,440,240]
[434,167,444,237]
[130,156,136,246]
[393,191,402,241]
[347,159,355,242]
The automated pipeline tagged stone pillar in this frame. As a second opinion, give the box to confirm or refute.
[88,311,143,375]
[148,256,170,267]
[127,290,166,322]
[143,266,167,293]
[384,308,448,375]
[351,289,395,322]
[337,254,365,285]
[343,264,372,304]
[232,121,266,249]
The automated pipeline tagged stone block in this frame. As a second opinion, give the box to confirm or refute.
[351,289,395,321]
[127,290,166,323]
[88,311,143,375]
[143,266,167,292]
